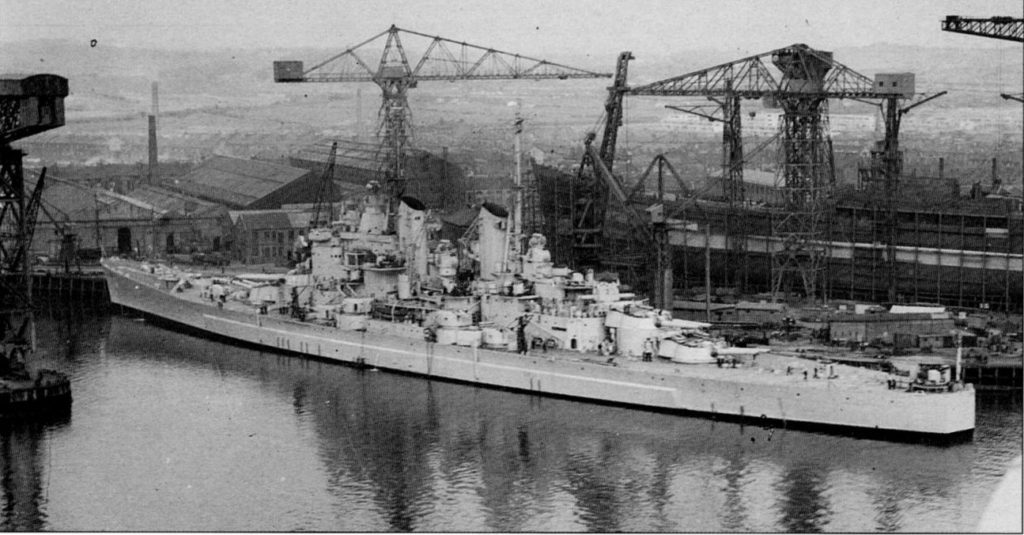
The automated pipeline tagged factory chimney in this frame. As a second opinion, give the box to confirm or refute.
[147,81,159,184]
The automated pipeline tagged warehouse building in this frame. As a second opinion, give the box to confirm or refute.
[168,155,318,210]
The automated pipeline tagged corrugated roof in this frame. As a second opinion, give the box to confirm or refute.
[173,156,311,208]
[31,175,96,220]
[890,305,947,315]
[124,185,223,218]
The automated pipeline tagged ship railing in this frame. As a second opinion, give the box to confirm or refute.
[535,306,608,319]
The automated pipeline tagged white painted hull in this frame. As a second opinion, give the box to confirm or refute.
[102,259,975,440]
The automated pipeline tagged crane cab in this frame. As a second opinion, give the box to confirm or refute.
[273,61,304,82]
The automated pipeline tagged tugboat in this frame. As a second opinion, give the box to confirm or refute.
[0,320,72,417]
[909,363,956,392]
[909,339,968,393]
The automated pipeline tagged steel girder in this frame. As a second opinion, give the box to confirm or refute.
[941,16,1024,43]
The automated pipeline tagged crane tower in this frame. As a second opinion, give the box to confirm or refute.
[274,25,610,200]
[1,74,67,366]
[585,45,894,300]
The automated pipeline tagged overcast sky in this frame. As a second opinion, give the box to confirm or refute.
[1,0,1021,59]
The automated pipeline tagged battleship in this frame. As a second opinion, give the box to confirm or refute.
[102,179,976,441]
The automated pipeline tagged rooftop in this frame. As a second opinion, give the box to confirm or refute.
[172,155,311,208]
[120,185,224,218]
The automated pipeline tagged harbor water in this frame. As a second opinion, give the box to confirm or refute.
[2,308,1021,532]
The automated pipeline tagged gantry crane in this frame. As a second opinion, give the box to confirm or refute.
[632,45,885,302]
[274,25,610,203]
[574,44,932,302]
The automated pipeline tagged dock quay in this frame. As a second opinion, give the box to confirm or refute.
[962,358,1022,390]
[2,269,108,303]
[30,268,108,302]
[775,348,1022,390]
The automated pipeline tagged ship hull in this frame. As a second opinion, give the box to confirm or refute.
[103,260,975,441]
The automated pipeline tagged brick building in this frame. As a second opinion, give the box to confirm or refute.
[229,209,312,265]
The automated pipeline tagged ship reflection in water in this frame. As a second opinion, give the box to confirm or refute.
[0,310,1019,532]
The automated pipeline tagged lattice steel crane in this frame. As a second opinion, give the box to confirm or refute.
[310,141,338,229]
[571,52,634,268]
[941,16,1024,42]
[1,74,66,362]
[1,74,66,310]
[942,15,1024,102]
[576,44,925,301]
[274,25,610,201]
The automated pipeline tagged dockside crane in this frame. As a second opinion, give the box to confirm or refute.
[1,73,67,361]
[576,44,918,302]
[273,25,610,203]
[572,52,634,269]
[310,141,338,229]
[868,89,948,303]
[635,45,889,301]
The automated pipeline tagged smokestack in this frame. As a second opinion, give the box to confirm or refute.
[148,81,158,183]
[938,157,944,180]
[151,80,159,118]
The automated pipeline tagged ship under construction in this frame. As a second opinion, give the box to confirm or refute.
[533,161,1022,312]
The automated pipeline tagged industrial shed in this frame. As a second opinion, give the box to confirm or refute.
[829,313,955,345]
[102,185,229,255]
[29,174,228,261]
[289,140,465,209]
[168,155,317,210]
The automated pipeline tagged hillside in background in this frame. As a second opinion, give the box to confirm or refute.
[3,39,1020,104]
[2,39,1020,184]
